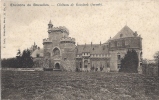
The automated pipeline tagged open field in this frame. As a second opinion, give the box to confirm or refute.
[1,71,159,100]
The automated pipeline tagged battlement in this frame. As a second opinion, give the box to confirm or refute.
[43,38,52,43]
[48,26,69,34]
[60,37,75,43]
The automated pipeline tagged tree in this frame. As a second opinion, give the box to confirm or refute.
[119,49,139,73]
[1,58,18,68]
[17,49,21,56]
[1,49,34,68]
[154,51,159,64]
[21,49,34,68]
[153,51,159,76]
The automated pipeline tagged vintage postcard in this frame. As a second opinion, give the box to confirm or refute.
[1,0,159,100]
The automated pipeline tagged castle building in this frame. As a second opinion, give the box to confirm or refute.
[31,20,142,72]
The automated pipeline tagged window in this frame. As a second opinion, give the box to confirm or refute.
[64,58,67,61]
[36,54,40,57]
[118,64,121,69]
[117,41,122,47]
[125,40,129,45]
[80,62,82,68]
[110,42,115,47]
[53,48,60,56]
[117,55,121,60]
[84,60,88,68]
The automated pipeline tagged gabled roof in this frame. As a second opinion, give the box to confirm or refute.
[112,25,135,40]
[76,44,109,54]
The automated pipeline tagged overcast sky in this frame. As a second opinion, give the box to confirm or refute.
[1,0,159,59]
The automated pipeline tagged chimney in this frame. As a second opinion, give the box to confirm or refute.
[91,42,92,46]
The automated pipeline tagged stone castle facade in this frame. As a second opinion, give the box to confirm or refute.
[31,20,142,72]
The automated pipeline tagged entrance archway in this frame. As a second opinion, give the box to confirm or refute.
[55,63,60,69]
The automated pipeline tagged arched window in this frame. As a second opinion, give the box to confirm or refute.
[53,48,60,56]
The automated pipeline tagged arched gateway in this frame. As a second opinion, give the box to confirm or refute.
[55,63,60,69]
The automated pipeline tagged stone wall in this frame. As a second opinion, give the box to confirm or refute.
[109,50,127,72]
[33,58,49,68]
[61,60,76,71]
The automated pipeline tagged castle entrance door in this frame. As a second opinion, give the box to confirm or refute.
[55,63,60,69]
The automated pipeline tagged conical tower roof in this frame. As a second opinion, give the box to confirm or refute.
[49,20,52,25]
[112,25,135,40]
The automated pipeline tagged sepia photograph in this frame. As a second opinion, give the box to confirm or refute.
[1,0,159,99]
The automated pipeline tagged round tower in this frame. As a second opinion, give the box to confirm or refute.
[47,20,69,47]
[60,37,76,48]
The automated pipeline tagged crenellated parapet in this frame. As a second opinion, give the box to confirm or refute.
[48,26,69,34]
[43,38,52,43]
[60,37,75,44]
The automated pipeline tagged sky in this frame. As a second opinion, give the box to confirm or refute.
[1,0,159,59]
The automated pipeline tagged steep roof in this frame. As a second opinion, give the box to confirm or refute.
[112,25,135,40]
[76,44,109,54]
[103,38,111,44]
[31,49,43,58]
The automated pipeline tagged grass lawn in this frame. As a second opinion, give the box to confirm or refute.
[1,71,159,100]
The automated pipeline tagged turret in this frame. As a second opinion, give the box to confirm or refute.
[48,20,53,33]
